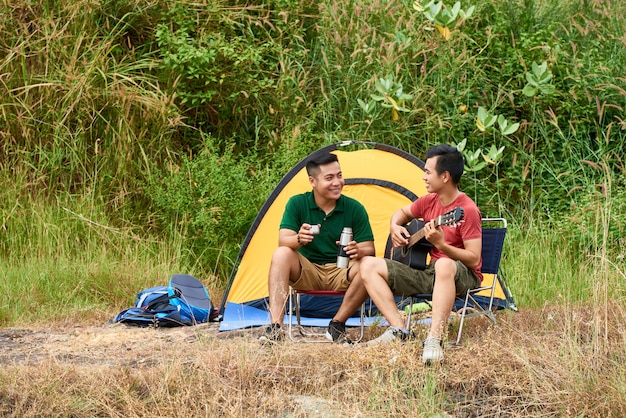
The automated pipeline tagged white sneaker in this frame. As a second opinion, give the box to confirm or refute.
[366,327,414,346]
[422,337,444,365]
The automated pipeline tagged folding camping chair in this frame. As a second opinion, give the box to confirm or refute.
[287,289,366,343]
[405,218,508,345]
[453,218,507,344]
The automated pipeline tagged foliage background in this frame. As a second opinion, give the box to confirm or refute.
[0,0,625,321]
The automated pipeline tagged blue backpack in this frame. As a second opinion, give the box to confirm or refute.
[112,274,216,327]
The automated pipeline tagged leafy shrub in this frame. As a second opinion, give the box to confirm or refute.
[143,140,282,280]
[153,2,317,152]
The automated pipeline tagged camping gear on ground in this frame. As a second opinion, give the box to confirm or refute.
[112,274,216,327]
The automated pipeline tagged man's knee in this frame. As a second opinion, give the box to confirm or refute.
[359,256,376,273]
[360,256,385,284]
[433,258,457,284]
[271,246,296,264]
[269,246,300,278]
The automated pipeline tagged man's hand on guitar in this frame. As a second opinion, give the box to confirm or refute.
[424,220,445,248]
[389,207,464,270]
[390,224,410,248]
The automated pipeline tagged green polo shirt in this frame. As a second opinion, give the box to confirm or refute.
[280,191,374,264]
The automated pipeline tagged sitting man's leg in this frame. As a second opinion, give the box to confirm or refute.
[358,256,456,358]
[259,246,302,343]
[422,258,479,364]
[328,260,370,342]
[428,258,457,339]
[359,256,415,344]
[422,258,457,364]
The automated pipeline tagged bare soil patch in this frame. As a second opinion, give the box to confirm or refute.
[0,322,225,367]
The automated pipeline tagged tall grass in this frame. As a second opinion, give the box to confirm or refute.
[0,0,179,210]
[0,186,212,325]
[504,150,625,308]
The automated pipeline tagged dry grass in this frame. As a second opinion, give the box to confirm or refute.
[0,301,623,417]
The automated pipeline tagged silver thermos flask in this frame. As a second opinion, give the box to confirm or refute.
[336,227,353,268]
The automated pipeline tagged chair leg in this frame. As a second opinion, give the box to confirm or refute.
[295,292,315,337]
[351,302,365,343]
[405,296,432,333]
[454,290,471,345]
[454,290,498,346]
[406,296,414,332]
[286,289,367,343]
[287,288,297,341]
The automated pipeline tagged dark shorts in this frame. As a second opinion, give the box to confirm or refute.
[384,258,480,297]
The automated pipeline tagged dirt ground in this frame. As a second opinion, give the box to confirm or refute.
[0,319,398,369]
[0,321,231,367]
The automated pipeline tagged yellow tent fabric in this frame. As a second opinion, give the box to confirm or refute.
[477,273,505,299]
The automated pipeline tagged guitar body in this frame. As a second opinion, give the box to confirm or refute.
[385,220,432,270]
[385,207,464,271]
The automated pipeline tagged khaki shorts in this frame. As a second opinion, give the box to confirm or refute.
[290,253,351,291]
[385,258,480,297]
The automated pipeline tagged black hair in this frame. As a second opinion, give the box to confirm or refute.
[425,144,464,185]
[306,152,339,178]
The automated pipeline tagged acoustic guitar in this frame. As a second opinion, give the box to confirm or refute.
[387,207,464,270]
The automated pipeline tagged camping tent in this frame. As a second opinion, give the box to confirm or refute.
[218,142,516,331]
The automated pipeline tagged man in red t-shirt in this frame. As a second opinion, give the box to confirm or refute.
[331,144,482,364]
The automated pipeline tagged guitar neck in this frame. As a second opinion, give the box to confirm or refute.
[406,215,443,248]
[406,228,426,248]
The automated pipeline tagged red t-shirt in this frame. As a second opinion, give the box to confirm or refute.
[410,192,483,281]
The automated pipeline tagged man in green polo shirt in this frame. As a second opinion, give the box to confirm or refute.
[259,151,375,344]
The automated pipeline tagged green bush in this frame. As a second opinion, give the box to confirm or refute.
[143,140,283,280]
